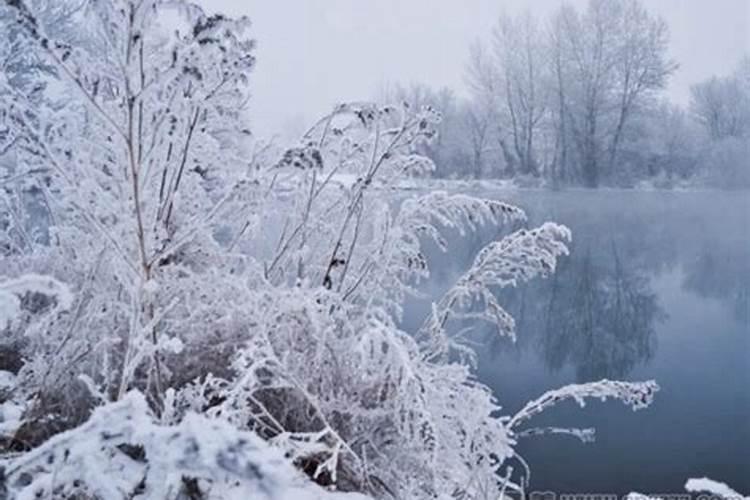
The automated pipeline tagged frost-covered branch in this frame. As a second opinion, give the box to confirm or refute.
[509,379,660,430]
[418,221,571,362]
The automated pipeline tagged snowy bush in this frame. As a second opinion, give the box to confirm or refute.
[0,391,370,500]
[0,1,661,498]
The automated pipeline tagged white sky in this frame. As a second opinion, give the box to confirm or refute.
[197,0,750,139]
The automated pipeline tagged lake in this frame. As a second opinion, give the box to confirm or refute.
[401,189,750,495]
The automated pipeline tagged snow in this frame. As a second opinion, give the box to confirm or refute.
[685,478,748,499]
[630,478,748,500]
[0,400,24,435]
[0,273,74,311]
[0,370,15,390]
[0,372,23,435]
[0,289,21,327]
[0,391,371,500]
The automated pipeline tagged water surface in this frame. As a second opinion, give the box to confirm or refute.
[403,189,750,495]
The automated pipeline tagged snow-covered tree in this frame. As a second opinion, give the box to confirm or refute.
[469,0,676,186]
[691,56,750,141]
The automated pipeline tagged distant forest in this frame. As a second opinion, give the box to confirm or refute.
[380,0,750,189]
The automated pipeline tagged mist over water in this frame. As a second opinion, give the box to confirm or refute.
[403,189,750,494]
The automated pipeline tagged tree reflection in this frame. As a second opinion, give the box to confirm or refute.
[489,241,664,382]
[426,191,746,383]
[542,243,664,381]
[683,247,750,325]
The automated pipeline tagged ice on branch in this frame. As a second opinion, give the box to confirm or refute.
[509,379,660,430]
[418,222,571,363]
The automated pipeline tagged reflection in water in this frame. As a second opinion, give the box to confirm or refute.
[487,240,663,381]
[406,190,749,494]
[537,243,663,381]
[684,247,750,325]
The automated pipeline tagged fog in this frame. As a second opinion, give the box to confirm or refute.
[198,0,749,138]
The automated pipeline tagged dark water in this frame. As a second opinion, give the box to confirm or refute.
[402,189,750,495]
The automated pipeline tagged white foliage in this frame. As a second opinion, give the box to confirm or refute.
[0,0,258,410]
[508,379,659,431]
[418,222,571,363]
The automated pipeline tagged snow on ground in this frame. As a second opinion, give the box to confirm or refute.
[0,391,370,500]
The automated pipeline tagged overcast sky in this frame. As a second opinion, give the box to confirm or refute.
[198,0,749,139]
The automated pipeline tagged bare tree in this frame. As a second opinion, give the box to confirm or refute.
[460,100,492,178]
[690,56,750,141]
[466,41,516,177]
[488,11,549,177]
[554,1,619,186]
[378,82,464,177]
[607,0,677,174]
[549,6,573,185]
[549,0,674,186]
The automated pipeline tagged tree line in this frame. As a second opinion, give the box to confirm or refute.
[382,0,749,189]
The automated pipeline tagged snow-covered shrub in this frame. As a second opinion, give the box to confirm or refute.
[1,0,257,430]
[0,390,370,500]
[159,104,658,497]
[1,1,660,498]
